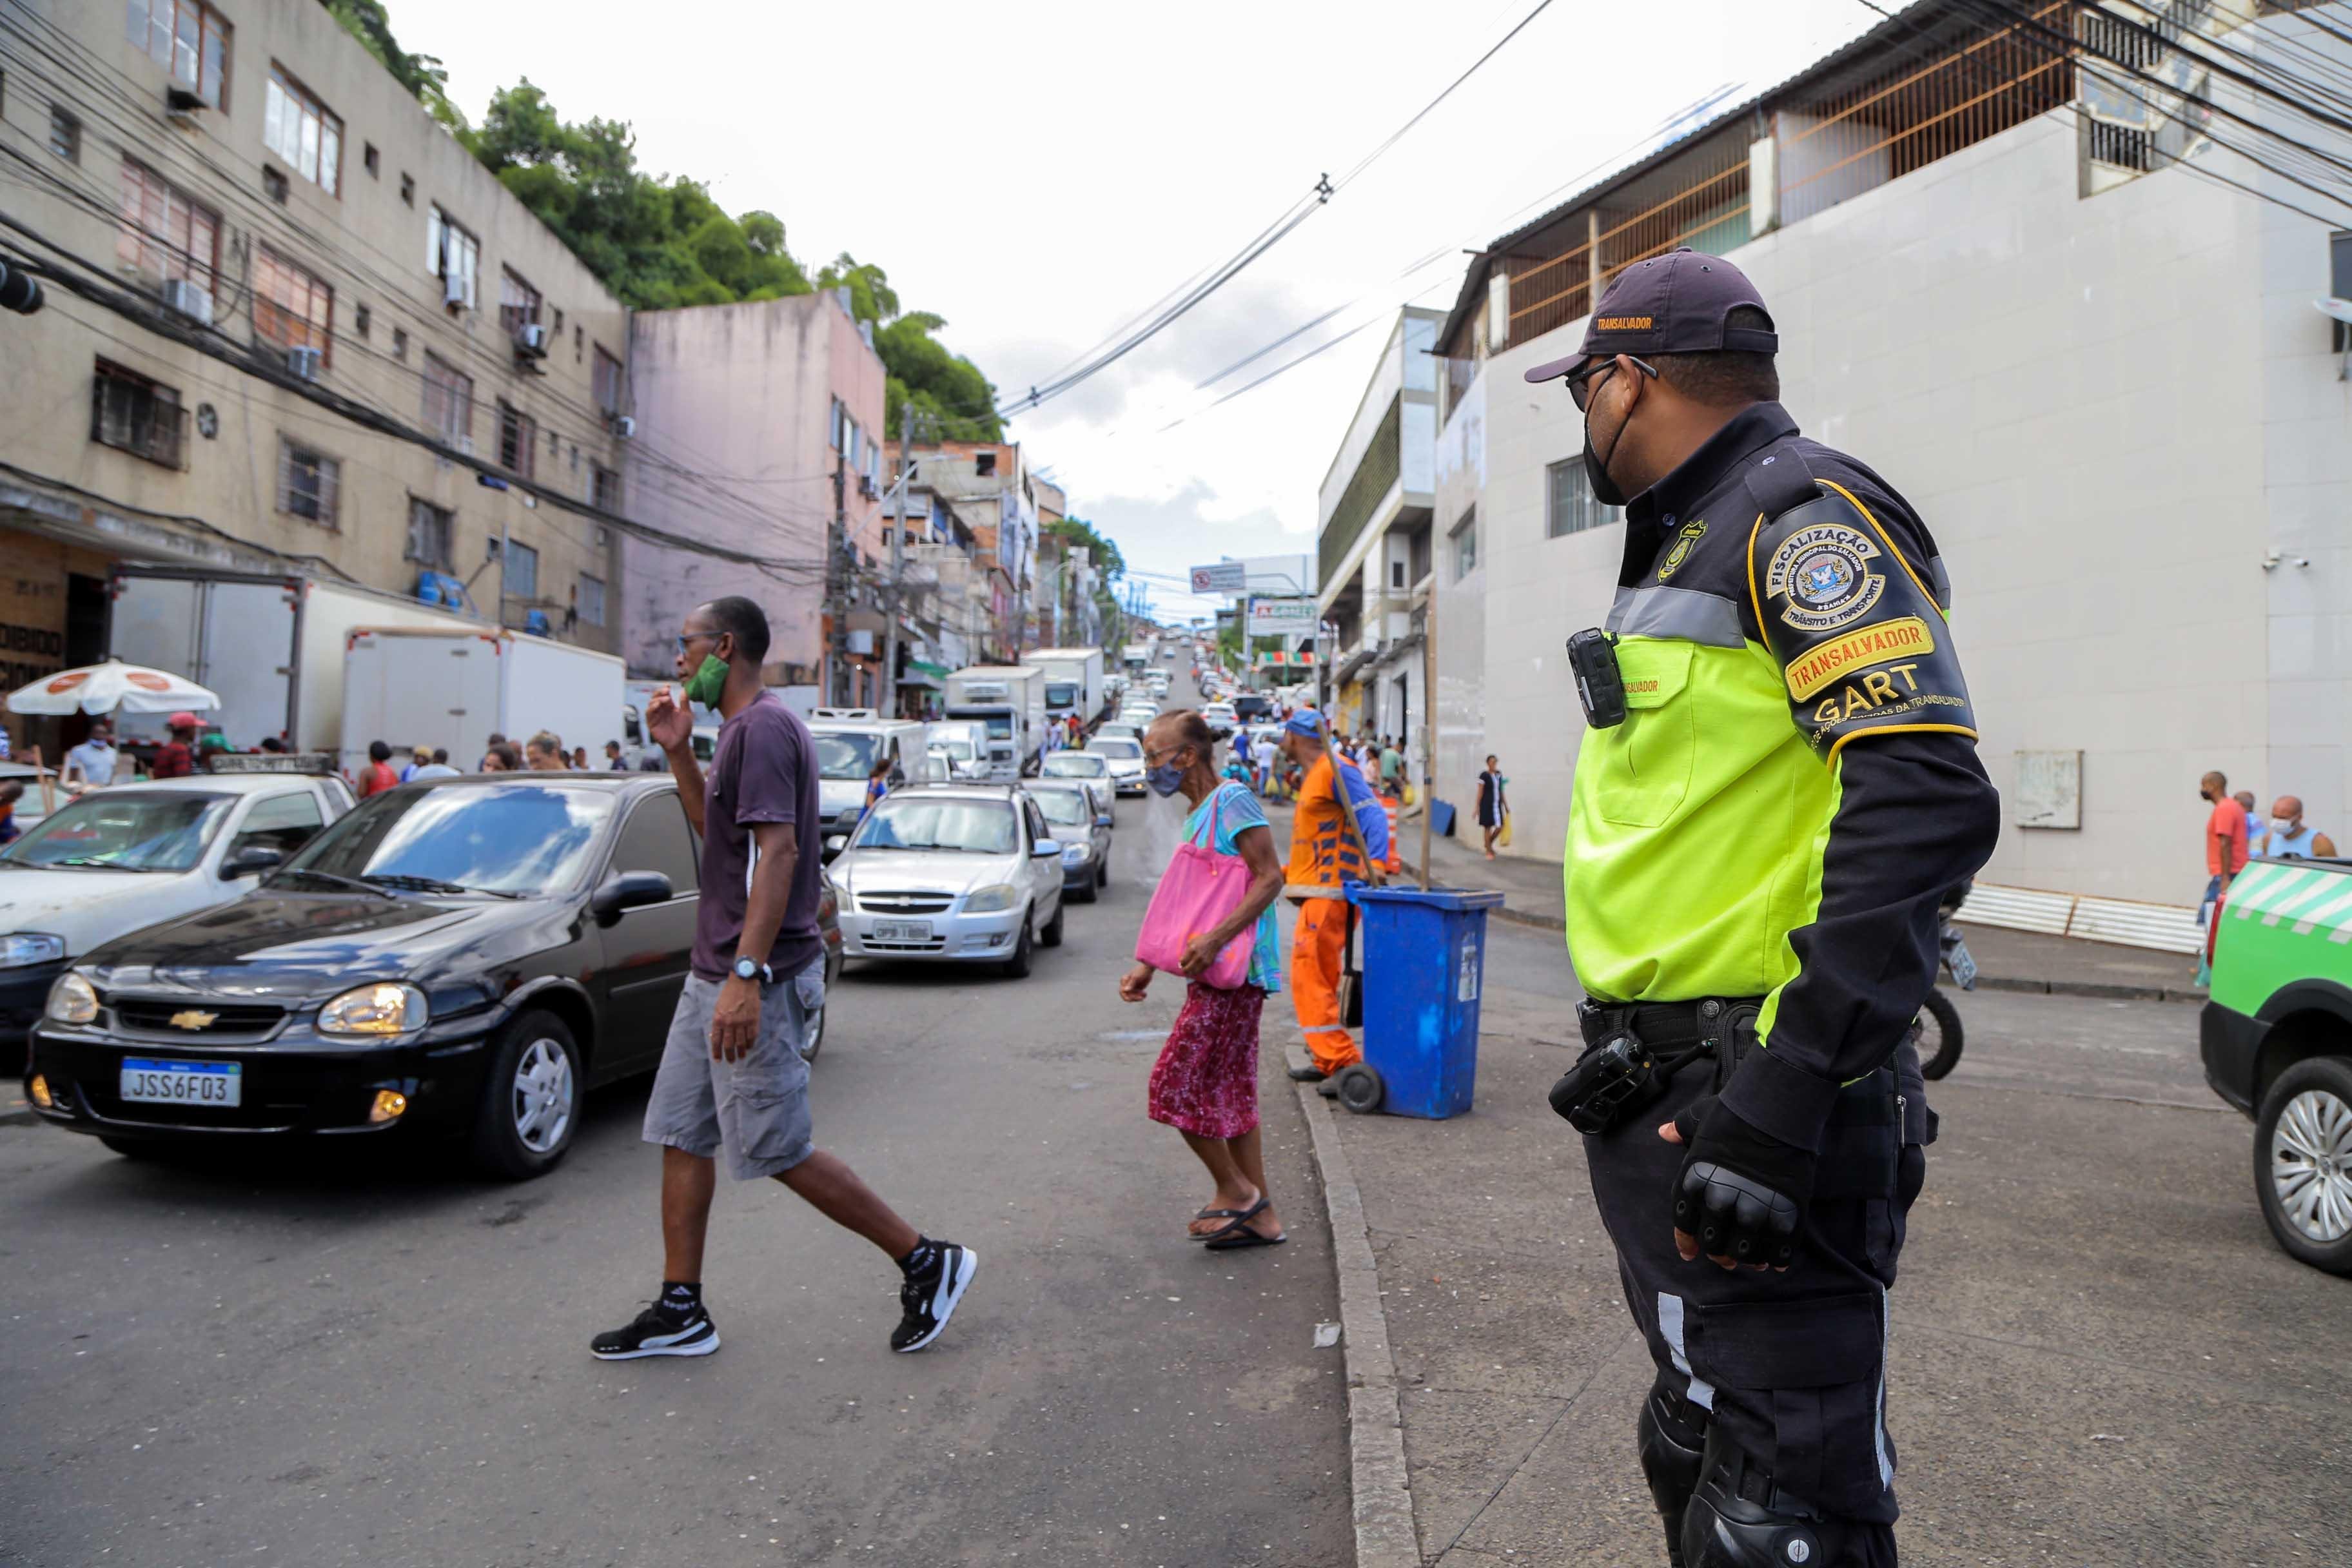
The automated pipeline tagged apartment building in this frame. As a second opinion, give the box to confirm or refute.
[1422,0,2351,905]
[620,289,886,692]
[0,0,631,756]
[890,440,1040,665]
[1313,308,1442,745]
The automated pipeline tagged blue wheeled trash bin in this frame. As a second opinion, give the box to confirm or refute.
[1335,886,1507,1118]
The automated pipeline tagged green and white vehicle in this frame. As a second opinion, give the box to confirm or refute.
[2200,856,2352,1275]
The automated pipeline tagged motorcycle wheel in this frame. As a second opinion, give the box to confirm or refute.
[1917,988,1964,1081]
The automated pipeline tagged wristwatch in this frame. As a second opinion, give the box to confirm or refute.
[732,956,772,984]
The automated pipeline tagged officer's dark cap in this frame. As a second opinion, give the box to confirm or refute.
[1524,247,1778,385]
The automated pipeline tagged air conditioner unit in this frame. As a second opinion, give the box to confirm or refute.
[165,83,205,116]
[283,345,323,381]
[514,322,549,357]
[161,279,213,325]
[611,414,636,439]
[442,271,467,308]
[858,473,880,500]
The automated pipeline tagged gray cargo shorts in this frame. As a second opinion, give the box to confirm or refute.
[642,962,823,1181]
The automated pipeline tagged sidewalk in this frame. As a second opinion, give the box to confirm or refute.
[1410,824,2206,1003]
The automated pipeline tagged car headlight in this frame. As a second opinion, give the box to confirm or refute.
[0,933,66,969]
[963,883,1020,913]
[317,982,428,1037]
[45,971,97,1024]
[1061,844,1090,865]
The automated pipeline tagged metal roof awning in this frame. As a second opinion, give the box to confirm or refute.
[898,659,950,689]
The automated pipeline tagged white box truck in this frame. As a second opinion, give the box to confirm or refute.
[107,567,480,754]
[340,627,625,781]
[1024,647,1106,728]
[943,665,1046,779]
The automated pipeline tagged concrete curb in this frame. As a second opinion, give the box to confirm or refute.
[1286,1042,1420,1568]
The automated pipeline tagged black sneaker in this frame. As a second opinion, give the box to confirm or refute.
[591,1299,720,1360]
[890,1242,977,1353]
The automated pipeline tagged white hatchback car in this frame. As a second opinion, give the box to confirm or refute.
[829,785,1067,977]
[0,774,353,1067]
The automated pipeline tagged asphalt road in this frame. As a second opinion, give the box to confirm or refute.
[0,667,1353,1568]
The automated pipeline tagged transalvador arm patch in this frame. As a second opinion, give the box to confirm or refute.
[1747,482,1977,761]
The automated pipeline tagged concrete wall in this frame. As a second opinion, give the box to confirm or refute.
[620,293,883,679]
[1462,94,2347,903]
[0,0,629,725]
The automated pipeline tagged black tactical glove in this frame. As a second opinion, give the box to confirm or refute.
[1671,1094,1816,1269]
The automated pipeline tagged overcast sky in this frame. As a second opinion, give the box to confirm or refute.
[400,0,1884,620]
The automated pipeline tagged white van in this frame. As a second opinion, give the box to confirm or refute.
[807,711,948,855]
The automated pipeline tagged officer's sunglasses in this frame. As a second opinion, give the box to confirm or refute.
[1565,354,1658,412]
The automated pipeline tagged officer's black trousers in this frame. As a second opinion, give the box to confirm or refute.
[1586,1053,1926,1567]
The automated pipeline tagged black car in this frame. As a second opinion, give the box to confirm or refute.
[23,775,845,1180]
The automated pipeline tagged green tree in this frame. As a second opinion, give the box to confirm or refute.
[819,254,1002,442]
[322,0,464,128]
[1042,516,1125,583]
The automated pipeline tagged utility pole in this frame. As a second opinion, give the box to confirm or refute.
[883,403,912,718]
[826,451,847,705]
[1418,591,1436,890]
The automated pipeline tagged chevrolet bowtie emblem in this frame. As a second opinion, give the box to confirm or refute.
[168,1010,219,1030]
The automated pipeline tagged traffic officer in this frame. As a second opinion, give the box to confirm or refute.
[1532,250,1999,1567]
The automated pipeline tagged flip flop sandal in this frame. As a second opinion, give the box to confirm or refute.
[1187,1204,1256,1239]
[1193,1197,1269,1245]
[1204,1222,1288,1251]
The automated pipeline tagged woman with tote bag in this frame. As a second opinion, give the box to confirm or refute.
[1121,710,1288,1249]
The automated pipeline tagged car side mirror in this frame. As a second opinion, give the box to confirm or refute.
[222,844,284,878]
[591,870,673,923]
[1097,814,1114,829]
[1032,838,1061,858]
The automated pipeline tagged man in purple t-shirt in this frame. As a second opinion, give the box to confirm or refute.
[592,596,976,1362]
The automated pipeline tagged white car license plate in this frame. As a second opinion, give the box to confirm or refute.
[874,920,932,943]
[119,1059,242,1107]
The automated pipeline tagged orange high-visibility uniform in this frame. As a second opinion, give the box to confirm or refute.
[1286,754,1369,1073]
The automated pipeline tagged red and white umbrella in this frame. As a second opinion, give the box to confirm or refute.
[5,660,220,717]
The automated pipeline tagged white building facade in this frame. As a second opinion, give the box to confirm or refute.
[1429,0,2352,906]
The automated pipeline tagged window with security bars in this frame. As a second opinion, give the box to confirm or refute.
[49,106,79,162]
[1547,456,1621,538]
[504,540,539,602]
[576,573,607,627]
[127,0,231,108]
[499,268,541,336]
[498,402,536,479]
[593,346,623,415]
[91,360,184,468]
[276,437,340,528]
[406,498,454,569]
[421,352,472,446]
[253,244,332,362]
[262,65,338,195]
[593,464,621,511]
[116,159,220,300]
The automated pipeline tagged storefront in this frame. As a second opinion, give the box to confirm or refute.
[1,520,115,763]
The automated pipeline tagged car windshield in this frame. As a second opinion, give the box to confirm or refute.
[1044,682,1079,708]
[814,732,880,780]
[279,783,614,894]
[1031,790,1091,827]
[1042,754,1107,777]
[1092,738,1143,759]
[854,798,1017,854]
[0,790,233,872]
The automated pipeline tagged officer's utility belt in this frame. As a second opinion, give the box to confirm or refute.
[1549,995,1763,1135]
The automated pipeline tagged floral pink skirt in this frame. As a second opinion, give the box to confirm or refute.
[1147,983,1267,1139]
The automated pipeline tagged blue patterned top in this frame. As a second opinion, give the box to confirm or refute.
[1184,781,1282,994]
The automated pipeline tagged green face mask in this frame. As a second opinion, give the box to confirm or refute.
[682,654,729,709]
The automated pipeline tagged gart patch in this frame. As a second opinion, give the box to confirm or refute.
[1783,616,1936,700]
[1764,522,1885,632]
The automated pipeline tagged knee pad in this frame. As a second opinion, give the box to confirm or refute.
[1638,1377,1709,1565]
[1680,1427,1849,1568]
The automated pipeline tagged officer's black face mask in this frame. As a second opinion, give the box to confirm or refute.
[1582,366,1634,508]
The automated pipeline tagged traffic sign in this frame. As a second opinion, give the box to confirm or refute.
[1189,562,1250,595]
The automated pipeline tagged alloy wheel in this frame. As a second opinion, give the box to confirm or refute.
[511,1037,576,1153]
[2270,1086,2352,1244]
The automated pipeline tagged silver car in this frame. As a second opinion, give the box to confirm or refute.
[828,785,1066,977]
[1088,735,1148,796]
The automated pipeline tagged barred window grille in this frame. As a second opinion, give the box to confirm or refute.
[1547,456,1622,538]
[276,437,339,527]
[90,360,184,467]
[253,243,332,360]
[593,464,621,511]
[498,402,536,479]
[498,268,541,337]
[406,498,454,568]
[421,352,472,444]
[2088,120,2154,171]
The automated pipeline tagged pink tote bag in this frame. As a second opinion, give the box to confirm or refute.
[1135,787,1255,988]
